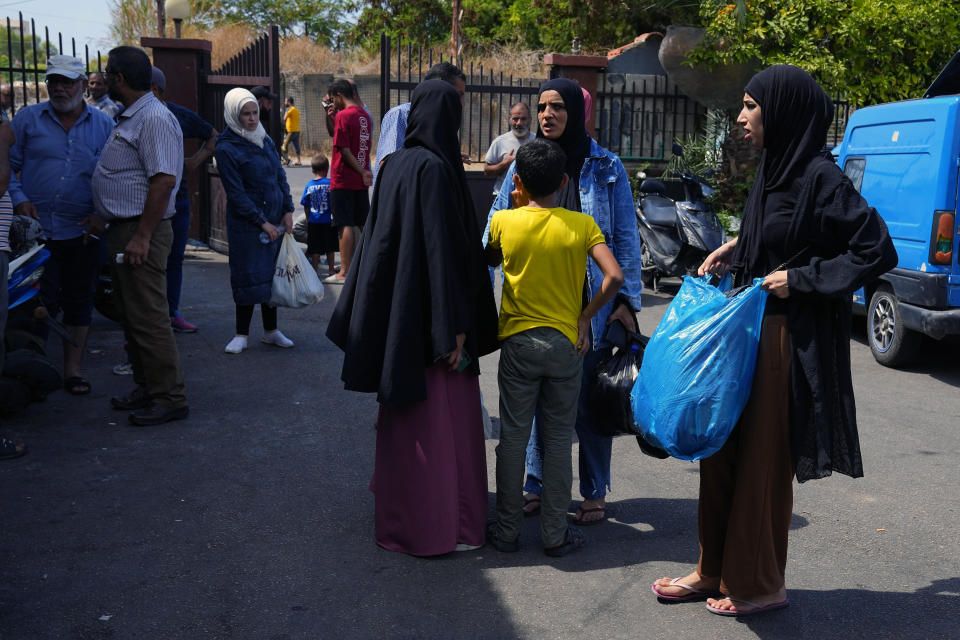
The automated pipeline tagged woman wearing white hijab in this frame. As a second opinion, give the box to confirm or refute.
[214,88,296,354]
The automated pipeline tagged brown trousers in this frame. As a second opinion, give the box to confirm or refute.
[108,218,187,408]
[697,314,794,598]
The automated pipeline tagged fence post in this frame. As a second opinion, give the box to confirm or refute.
[141,36,214,242]
[542,53,607,137]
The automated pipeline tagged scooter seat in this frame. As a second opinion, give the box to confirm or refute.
[640,195,677,227]
[639,178,668,195]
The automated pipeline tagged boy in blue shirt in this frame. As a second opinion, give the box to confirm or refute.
[300,154,338,275]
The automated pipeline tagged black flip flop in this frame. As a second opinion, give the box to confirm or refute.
[64,376,92,396]
[544,526,586,557]
[0,437,27,460]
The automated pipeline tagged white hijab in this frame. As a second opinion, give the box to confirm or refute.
[223,87,268,148]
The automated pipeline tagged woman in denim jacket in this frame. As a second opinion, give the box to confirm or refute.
[484,78,643,524]
[214,88,296,354]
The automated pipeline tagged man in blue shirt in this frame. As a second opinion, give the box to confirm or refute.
[371,62,467,185]
[150,67,218,333]
[9,55,114,396]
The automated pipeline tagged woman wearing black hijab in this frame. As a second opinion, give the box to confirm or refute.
[484,78,643,524]
[652,65,897,615]
[326,80,498,556]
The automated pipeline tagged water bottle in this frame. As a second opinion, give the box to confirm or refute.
[259,225,285,243]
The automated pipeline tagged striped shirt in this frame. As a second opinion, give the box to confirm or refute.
[372,102,409,186]
[0,191,12,253]
[1,109,11,252]
[92,92,183,221]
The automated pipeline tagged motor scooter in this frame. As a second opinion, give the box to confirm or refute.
[636,143,725,292]
[1,216,73,412]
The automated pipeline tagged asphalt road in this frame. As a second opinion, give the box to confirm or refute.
[1,177,958,638]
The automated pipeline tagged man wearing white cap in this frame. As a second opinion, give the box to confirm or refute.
[8,55,114,396]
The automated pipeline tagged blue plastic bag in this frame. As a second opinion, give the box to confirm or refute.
[630,275,768,460]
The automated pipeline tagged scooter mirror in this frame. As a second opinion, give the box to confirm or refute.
[672,142,684,157]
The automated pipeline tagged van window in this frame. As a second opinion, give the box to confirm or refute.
[843,157,866,192]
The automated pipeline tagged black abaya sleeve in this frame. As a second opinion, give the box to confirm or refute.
[787,161,898,297]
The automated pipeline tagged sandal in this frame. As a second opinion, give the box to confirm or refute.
[523,494,541,517]
[706,596,789,616]
[0,437,27,460]
[571,504,607,526]
[485,521,519,553]
[544,526,586,557]
[652,577,722,602]
[64,376,91,396]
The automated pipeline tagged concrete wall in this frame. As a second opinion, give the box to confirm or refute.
[280,74,382,160]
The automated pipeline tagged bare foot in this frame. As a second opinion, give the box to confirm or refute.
[573,498,606,524]
[653,571,719,598]
[706,587,788,614]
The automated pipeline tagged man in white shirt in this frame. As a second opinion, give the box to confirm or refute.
[484,102,535,197]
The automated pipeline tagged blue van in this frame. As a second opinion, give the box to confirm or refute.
[834,61,960,366]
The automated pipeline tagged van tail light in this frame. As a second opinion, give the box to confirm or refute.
[930,210,955,265]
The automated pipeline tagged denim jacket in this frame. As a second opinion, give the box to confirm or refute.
[484,138,643,349]
[214,128,295,227]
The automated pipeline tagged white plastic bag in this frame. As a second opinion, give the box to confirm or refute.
[270,233,325,308]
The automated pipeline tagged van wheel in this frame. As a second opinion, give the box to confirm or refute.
[868,288,918,367]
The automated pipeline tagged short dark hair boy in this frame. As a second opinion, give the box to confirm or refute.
[311,153,329,175]
[514,139,567,199]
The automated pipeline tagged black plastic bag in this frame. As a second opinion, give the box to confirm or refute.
[587,322,669,458]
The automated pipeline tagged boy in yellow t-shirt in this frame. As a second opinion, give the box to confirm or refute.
[485,139,623,557]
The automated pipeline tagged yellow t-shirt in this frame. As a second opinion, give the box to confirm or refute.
[284,105,300,132]
[488,206,606,345]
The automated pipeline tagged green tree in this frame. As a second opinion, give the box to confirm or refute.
[211,0,355,44]
[348,0,452,50]
[470,0,699,52]
[689,0,960,105]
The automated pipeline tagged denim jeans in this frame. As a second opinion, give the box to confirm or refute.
[495,327,582,548]
[166,198,191,316]
[523,346,612,501]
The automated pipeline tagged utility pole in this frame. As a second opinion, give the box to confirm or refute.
[451,0,461,62]
[156,0,166,37]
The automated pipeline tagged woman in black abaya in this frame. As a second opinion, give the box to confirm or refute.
[326,80,498,556]
[651,65,897,615]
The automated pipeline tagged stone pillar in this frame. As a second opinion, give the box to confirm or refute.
[543,54,607,137]
[141,37,213,241]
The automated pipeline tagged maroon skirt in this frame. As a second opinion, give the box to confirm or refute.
[370,362,488,556]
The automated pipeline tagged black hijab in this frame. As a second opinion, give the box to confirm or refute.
[536,78,592,208]
[325,79,498,404]
[405,80,465,174]
[731,65,834,281]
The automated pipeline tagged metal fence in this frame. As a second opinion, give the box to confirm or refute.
[1,12,105,120]
[596,72,706,162]
[830,94,856,148]
[380,35,541,163]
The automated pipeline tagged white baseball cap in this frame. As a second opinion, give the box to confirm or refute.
[45,55,85,80]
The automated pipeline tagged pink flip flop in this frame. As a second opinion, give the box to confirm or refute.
[705,597,790,616]
[651,578,722,602]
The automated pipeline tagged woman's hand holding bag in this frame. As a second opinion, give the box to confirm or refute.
[270,234,325,308]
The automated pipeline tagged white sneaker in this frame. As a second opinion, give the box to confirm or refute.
[224,335,248,354]
[262,330,294,348]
